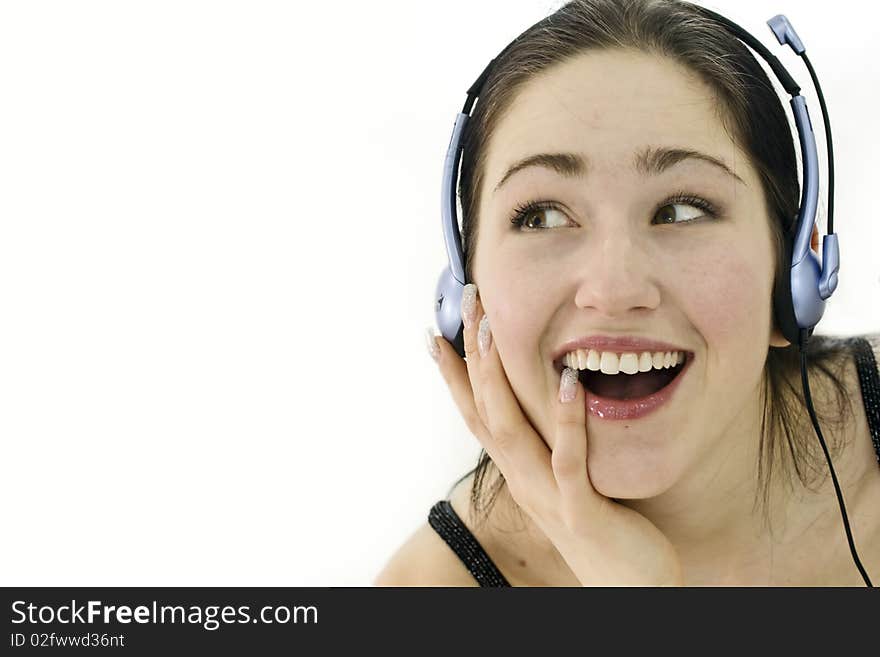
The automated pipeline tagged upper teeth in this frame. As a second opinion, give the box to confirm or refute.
[562,349,685,375]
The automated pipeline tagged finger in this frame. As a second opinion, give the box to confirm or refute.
[429,329,488,443]
[552,367,603,528]
[474,312,557,505]
[460,284,487,427]
[432,322,517,489]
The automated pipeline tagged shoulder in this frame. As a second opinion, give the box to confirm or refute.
[864,332,880,364]
[372,488,481,587]
[372,521,480,587]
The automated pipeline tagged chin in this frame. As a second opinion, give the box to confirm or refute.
[586,454,679,500]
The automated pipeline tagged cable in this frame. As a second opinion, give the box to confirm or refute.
[798,329,873,586]
[802,54,834,236]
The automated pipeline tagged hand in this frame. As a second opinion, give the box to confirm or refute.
[426,283,684,586]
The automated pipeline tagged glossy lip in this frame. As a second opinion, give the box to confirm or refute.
[551,335,694,372]
[580,352,694,421]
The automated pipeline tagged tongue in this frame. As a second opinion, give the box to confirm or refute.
[582,368,678,400]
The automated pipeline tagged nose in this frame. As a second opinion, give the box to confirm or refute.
[572,231,661,319]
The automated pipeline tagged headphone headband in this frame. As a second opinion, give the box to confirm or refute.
[435,5,838,357]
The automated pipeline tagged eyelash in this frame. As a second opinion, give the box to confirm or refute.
[508,190,720,231]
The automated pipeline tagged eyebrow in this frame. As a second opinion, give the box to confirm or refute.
[492,146,746,194]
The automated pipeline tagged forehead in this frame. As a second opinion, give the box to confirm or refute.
[485,49,741,185]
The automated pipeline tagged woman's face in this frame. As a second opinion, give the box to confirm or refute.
[472,49,789,499]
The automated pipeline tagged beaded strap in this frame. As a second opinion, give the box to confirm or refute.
[852,336,880,465]
[428,500,511,587]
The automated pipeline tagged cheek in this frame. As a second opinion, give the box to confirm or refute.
[680,247,773,345]
[478,244,555,337]
[479,272,556,426]
[486,275,549,363]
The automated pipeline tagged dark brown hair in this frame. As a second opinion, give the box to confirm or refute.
[450,0,855,530]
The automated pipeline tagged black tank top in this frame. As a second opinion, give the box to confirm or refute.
[428,335,880,586]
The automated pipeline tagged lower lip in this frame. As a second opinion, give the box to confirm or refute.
[583,354,693,421]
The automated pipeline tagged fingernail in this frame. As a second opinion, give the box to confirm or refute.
[559,367,579,403]
[478,314,491,357]
[461,283,477,329]
[425,327,440,363]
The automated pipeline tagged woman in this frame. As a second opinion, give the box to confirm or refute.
[376,0,880,586]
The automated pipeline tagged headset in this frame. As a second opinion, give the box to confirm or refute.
[433,4,872,586]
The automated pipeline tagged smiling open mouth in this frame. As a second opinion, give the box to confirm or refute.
[577,360,686,400]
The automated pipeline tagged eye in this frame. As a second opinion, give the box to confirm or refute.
[652,192,718,225]
[508,201,569,232]
[508,191,720,232]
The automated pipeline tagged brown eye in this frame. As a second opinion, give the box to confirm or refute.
[653,197,717,225]
[655,203,701,224]
[523,209,547,229]
[510,203,568,231]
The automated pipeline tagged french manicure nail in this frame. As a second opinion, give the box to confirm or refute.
[559,367,578,403]
[425,327,440,363]
[478,314,491,357]
[461,283,477,329]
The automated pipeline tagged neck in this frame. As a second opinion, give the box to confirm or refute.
[623,364,873,585]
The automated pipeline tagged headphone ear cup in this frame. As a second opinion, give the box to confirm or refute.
[772,231,802,347]
[450,321,465,360]
[435,266,467,359]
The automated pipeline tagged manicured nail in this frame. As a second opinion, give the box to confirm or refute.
[478,314,491,357]
[425,327,440,363]
[559,367,578,403]
[461,283,477,329]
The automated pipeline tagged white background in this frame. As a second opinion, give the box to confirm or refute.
[0,0,877,586]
